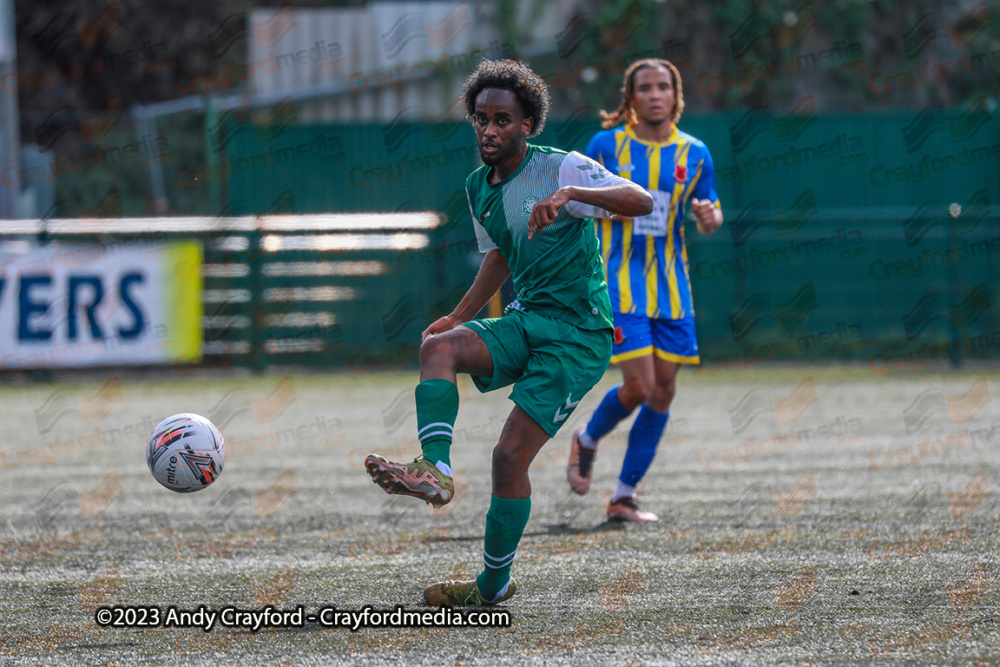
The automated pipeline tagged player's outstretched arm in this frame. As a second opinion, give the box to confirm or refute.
[421,249,511,341]
[528,184,653,239]
[568,183,654,218]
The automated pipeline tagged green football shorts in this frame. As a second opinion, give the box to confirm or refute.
[462,309,613,437]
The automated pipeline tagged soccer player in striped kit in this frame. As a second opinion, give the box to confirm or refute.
[567,58,724,522]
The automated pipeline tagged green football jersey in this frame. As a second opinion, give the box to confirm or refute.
[465,144,631,331]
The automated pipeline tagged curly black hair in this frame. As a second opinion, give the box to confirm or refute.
[462,59,550,138]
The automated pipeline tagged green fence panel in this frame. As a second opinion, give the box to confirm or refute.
[221,113,998,369]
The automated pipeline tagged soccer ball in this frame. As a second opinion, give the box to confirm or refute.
[146,413,225,493]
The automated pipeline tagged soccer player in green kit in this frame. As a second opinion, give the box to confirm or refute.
[365,59,653,606]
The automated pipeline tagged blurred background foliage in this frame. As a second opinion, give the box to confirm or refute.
[12,0,1000,215]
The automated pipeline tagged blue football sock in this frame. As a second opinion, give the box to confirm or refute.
[585,385,632,442]
[619,406,669,486]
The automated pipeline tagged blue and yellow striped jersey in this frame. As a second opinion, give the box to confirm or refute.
[586,124,720,320]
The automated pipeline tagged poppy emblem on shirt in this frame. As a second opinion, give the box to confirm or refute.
[674,164,688,182]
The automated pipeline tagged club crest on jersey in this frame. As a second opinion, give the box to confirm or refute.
[522,195,539,215]
[674,164,688,182]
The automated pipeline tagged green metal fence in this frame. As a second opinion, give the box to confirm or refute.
[217,113,998,368]
[29,110,1000,371]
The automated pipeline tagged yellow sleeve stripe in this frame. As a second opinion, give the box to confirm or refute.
[686,159,703,198]
[680,218,689,271]
[680,159,706,276]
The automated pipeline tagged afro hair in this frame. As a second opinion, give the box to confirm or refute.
[462,59,550,138]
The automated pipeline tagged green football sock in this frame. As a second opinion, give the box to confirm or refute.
[415,379,458,470]
[477,495,531,600]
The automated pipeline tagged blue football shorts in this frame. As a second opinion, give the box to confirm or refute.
[610,311,700,364]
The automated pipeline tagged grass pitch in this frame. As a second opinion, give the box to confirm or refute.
[1,365,998,665]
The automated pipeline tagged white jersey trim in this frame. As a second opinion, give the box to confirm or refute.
[467,186,498,253]
[559,151,634,220]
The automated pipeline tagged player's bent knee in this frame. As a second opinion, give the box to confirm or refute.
[420,333,455,366]
[658,381,677,402]
[648,379,677,412]
[492,443,529,475]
